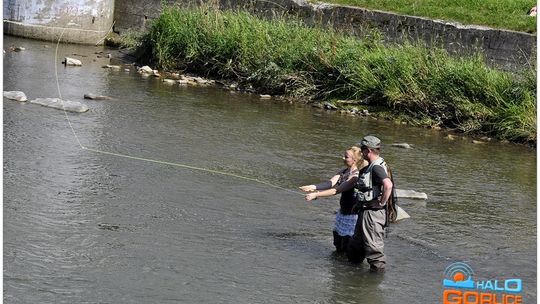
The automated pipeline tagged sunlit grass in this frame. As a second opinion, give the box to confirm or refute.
[140,7,536,143]
[314,0,537,33]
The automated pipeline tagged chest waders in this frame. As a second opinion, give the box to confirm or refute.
[348,157,389,269]
[355,157,393,229]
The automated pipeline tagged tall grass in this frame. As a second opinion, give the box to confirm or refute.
[317,0,537,33]
[141,7,536,144]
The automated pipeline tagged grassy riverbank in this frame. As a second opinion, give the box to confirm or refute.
[317,0,537,33]
[137,7,536,144]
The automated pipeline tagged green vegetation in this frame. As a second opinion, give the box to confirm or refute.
[139,7,536,144]
[315,0,537,33]
[117,29,146,49]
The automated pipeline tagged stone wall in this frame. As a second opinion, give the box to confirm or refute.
[113,0,163,33]
[113,0,536,70]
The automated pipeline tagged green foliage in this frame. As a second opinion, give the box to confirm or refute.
[141,7,537,144]
[316,0,537,33]
[117,29,146,49]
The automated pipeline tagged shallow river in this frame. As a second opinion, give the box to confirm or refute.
[3,36,537,303]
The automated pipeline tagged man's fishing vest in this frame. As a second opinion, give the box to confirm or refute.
[355,157,388,206]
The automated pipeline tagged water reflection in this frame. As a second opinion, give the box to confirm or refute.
[327,256,384,304]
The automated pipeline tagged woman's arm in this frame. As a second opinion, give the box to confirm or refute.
[305,175,358,201]
[299,174,340,192]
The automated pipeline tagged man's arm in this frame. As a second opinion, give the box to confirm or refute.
[379,178,393,206]
[372,165,393,206]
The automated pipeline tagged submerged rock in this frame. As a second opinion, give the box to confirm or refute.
[98,223,120,231]
[396,189,428,200]
[472,140,487,144]
[392,143,413,149]
[323,102,337,110]
[63,57,82,66]
[84,93,113,100]
[4,91,28,101]
[30,98,88,113]
[178,75,215,85]
[102,64,121,70]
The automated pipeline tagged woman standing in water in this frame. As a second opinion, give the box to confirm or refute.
[299,146,368,253]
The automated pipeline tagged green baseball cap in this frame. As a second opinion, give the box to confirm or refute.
[358,135,381,149]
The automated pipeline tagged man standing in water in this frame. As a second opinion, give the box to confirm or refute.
[347,135,393,272]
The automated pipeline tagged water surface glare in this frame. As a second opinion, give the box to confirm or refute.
[3,36,536,303]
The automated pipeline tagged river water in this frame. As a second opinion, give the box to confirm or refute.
[3,36,537,303]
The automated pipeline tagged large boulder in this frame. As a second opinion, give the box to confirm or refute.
[29,98,89,113]
[4,91,27,101]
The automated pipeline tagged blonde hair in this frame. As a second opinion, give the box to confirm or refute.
[347,146,368,170]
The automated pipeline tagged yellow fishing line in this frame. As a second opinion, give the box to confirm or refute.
[53,25,302,196]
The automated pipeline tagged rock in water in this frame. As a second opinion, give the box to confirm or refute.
[395,189,428,200]
[30,98,89,113]
[4,91,28,101]
[395,205,410,221]
[392,143,412,149]
[84,93,113,100]
[63,57,82,66]
[138,65,153,74]
[102,64,121,70]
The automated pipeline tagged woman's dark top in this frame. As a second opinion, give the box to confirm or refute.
[337,168,359,215]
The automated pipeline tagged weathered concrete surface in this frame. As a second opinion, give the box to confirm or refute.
[113,0,536,70]
[4,0,115,45]
[113,0,162,32]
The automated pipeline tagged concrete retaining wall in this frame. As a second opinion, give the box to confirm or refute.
[112,0,536,71]
[3,0,115,45]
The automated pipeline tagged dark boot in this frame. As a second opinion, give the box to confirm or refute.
[340,235,351,254]
[346,236,365,264]
[333,231,344,253]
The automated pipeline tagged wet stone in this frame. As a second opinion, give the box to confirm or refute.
[3,91,28,102]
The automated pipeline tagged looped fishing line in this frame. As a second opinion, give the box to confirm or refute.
[53,25,302,196]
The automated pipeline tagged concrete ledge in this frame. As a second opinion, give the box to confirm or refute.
[4,20,110,45]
